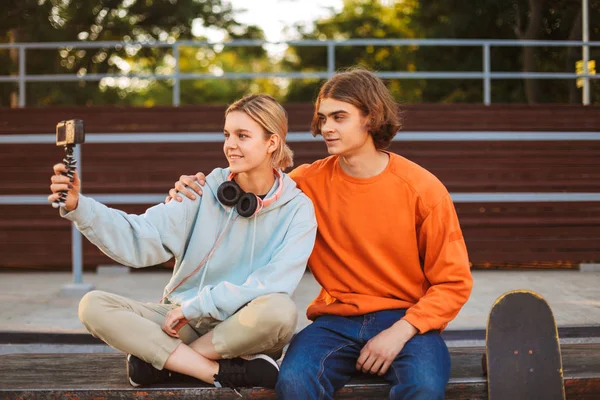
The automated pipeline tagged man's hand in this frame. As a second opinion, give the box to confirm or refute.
[165,173,206,203]
[162,307,189,338]
[356,319,418,376]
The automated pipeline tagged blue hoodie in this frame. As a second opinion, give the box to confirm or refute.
[61,168,317,321]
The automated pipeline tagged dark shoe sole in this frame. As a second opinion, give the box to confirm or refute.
[241,353,280,371]
[126,354,142,387]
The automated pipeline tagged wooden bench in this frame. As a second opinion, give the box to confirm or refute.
[1,104,599,270]
[1,343,598,399]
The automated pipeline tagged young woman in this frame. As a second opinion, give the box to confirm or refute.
[48,94,317,390]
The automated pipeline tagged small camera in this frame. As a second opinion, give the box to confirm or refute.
[56,119,85,146]
[53,119,85,208]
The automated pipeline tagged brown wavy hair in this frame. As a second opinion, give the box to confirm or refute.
[310,67,402,149]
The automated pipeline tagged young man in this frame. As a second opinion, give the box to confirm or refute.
[168,68,473,399]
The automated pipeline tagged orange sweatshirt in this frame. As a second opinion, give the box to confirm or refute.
[289,152,473,333]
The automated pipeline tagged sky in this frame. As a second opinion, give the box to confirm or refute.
[193,0,345,42]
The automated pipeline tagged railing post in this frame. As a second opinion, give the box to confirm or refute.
[483,43,491,105]
[173,44,180,106]
[72,216,83,285]
[582,0,590,105]
[327,42,335,77]
[18,46,25,107]
[61,145,94,296]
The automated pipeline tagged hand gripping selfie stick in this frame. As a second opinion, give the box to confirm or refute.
[53,119,85,209]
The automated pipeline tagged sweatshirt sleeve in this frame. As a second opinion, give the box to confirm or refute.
[60,194,199,268]
[181,199,317,320]
[403,194,474,333]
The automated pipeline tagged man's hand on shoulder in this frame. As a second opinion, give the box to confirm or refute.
[165,172,206,203]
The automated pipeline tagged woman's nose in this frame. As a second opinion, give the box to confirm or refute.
[225,137,238,148]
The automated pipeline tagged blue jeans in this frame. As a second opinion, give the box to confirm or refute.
[276,310,451,400]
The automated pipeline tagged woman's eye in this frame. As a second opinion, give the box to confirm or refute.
[239,134,247,139]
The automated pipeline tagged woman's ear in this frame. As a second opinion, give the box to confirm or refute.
[268,134,280,154]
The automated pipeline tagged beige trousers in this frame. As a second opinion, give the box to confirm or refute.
[78,290,298,370]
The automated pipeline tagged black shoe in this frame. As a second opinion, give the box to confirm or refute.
[214,354,279,389]
[126,354,173,387]
[265,348,284,362]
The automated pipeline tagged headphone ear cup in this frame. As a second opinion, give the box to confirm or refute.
[237,193,258,218]
[217,181,243,206]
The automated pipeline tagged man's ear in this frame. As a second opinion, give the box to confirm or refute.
[364,114,375,130]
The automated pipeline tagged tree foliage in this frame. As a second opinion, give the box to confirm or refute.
[282,0,600,103]
[0,0,272,106]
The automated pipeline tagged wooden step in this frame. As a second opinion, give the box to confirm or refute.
[1,344,599,399]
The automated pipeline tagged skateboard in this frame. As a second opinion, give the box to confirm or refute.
[485,290,565,400]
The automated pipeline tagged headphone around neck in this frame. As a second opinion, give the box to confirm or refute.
[216,169,283,217]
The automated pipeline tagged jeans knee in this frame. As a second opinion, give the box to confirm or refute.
[276,363,310,398]
[414,380,445,400]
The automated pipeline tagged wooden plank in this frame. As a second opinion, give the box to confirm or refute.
[1,201,599,270]
[2,104,600,133]
[2,141,600,194]
[0,344,598,399]
[468,251,599,264]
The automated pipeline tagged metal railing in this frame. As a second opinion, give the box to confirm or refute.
[1,38,599,106]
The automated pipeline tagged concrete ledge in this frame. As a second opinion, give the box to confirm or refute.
[96,265,129,275]
[60,283,95,297]
[580,263,600,272]
[3,326,600,346]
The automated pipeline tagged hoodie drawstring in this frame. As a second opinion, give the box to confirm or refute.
[197,207,235,292]
[160,172,283,312]
[248,172,281,269]
[158,207,236,305]
[249,214,257,271]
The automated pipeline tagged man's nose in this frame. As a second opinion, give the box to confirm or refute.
[321,119,334,133]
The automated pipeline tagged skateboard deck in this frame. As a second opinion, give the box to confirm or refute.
[486,290,565,400]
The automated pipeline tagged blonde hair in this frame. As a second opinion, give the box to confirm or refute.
[226,94,294,169]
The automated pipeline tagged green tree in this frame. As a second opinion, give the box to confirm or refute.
[0,0,273,107]
[282,0,600,104]
[411,0,600,103]
[282,0,422,103]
